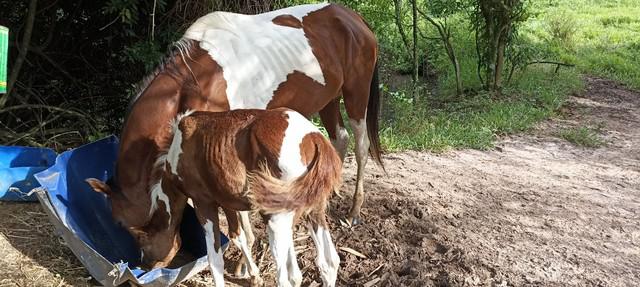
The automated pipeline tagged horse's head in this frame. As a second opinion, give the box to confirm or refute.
[86,177,185,269]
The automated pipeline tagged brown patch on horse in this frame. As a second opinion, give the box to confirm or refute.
[267,71,339,117]
[245,108,289,173]
[272,14,303,28]
[248,131,342,214]
[180,45,230,112]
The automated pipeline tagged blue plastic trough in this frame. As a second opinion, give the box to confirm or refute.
[30,136,227,286]
[0,145,56,201]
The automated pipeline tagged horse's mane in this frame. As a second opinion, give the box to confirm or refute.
[123,38,198,123]
[147,110,195,215]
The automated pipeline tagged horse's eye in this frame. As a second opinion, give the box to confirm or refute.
[116,220,125,228]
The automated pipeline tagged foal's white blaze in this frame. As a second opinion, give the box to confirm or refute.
[149,179,171,225]
[203,219,225,286]
[183,4,329,109]
[267,212,296,287]
[278,111,320,181]
[308,224,340,287]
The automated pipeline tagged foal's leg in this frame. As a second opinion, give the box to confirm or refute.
[266,211,297,287]
[234,211,256,278]
[287,240,302,287]
[308,210,340,287]
[319,99,349,162]
[195,205,225,286]
[224,209,262,286]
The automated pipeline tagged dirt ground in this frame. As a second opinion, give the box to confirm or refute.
[1,76,638,286]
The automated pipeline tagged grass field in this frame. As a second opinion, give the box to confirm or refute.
[527,0,640,89]
[372,0,636,152]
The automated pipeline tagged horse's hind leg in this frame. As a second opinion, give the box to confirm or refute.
[266,211,297,287]
[195,205,225,286]
[234,211,256,278]
[225,209,262,286]
[308,208,340,287]
[319,99,349,162]
[342,80,372,225]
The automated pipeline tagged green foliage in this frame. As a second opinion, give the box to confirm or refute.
[545,11,578,49]
[557,126,605,148]
[379,66,583,152]
[529,0,640,89]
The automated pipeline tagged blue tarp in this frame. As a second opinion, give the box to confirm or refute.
[30,135,226,286]
[0,145,56,201]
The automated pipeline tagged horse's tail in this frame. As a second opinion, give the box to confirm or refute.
[367,62,385,170]
[247,133,342,214]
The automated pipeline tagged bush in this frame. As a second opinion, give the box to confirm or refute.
[546,11,578,49]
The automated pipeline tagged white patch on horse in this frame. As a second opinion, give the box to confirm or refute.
[167,110,195,176]
[308,223,340,287]
[349,116,369,164]
[330,123,349,159]
[187,198,194,208]
[267,211,296,286]
[278,111,320,181]
[149,179,171,226]
[203,219,225,286]
[183,3,329,109]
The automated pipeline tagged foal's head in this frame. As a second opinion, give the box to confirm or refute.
[86,176,186,268]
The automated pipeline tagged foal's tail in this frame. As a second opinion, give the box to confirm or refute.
[247,133,342,214]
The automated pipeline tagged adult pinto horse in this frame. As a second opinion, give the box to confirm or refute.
[105,3,381,269]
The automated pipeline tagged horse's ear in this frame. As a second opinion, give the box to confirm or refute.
[85,178,112,196]
[129,227,148,242]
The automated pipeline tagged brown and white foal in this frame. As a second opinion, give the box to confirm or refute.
[156,108,341,286]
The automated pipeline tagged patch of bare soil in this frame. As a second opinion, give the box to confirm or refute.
[1,76,638,286]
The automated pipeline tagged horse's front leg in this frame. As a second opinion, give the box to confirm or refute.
[225,209,263,286]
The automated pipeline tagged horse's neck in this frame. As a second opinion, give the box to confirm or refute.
[118,74,184,189]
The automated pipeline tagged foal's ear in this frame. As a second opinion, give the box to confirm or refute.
[85,178,112,196]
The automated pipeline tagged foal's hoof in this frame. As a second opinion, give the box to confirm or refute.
[234,263,249,278]
[250,276,264,287]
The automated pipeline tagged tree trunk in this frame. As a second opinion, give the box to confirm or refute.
[411,0,418,85]
[418,9,463,96]
[451,47,463,96]
[494,34,507,94]
[393,0,412,60]
[0,0,37,108]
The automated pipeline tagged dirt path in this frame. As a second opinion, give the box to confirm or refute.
[1,76,638,286]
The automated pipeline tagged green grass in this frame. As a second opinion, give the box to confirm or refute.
[378,66,583,152]
[527,0,640,89]
[557,126,605,148]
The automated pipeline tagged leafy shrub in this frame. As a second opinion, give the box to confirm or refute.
[546,11,578,49]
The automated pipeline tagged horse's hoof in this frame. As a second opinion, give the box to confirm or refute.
[351,216,363,226]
